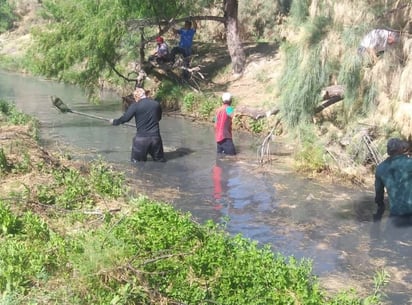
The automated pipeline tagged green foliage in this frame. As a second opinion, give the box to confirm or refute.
[27,0,213,95]
[89,160,126,198]
[52,167,93,209]
[289,0,310,24]
[0,201,22,235]
[336,52,379,122]
[338,53,363,105]
[156,80,188,111]
[199,96,219,119]
[0,204,68,295]
[0,100,31,125]
[183,92,196,112]
[36,184,56,206]
[294,125,327,172]
[0,146,33,176]
[279,43,330,127]
[35,160,126,209]
[278,13,333,128]
[0,191,386,304]
[249,118,265,133]
[0,99,39,140]
[303,16,332,46]
[28,0,130,94]
[0,0,16,34]
[239,0,285,40]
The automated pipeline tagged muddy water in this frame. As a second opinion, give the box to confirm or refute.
[1,70,411,304]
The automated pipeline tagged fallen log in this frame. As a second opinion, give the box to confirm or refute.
[235,85,345,119]
[314,95,343,113]
[234,105,279,120]
[321,84,344,100]
[315,84,345,113]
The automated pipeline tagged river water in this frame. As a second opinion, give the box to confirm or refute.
[1,70,411,304]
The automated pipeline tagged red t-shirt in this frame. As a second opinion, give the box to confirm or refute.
[215,104,233,142]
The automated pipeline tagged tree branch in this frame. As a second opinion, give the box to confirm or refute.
[127,15,226,31]
[314,96,343,113]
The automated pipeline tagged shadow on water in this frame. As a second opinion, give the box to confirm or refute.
[1,70,412,304]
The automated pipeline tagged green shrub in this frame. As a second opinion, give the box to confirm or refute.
[0,201,22,235]
[199,96,219,119]
[155,80,183,110]
[294,125,327,172]
[249,118,265,133]
[0,0,16,34]
[0,204,68,294]
[90,160,126,198]
[182,92,196,112]
[52,167,93,209]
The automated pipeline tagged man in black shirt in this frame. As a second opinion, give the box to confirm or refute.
[110,87,165,162]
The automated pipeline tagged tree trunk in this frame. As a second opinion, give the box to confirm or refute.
[224,0,246,74]
[139,27,145,65]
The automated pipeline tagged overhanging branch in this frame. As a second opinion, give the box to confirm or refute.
[127,15,226,31]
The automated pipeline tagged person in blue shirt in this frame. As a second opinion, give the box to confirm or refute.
[374,138,412,220]
[170,20,197,70]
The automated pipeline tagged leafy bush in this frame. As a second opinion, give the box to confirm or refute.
[199,96,220,119]
[89,160,126,198]
[52,167,92,209]
[0,201,22,235]
[0,201,68,294]
[155,80,183,110]
[0,0,16,34]
[0,101,31,125]
[182,92,196,112]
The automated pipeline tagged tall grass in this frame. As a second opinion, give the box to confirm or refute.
[289,0,310,24]
[279,42,330,128]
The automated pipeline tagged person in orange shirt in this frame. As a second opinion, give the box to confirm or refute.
[214,92,236,155]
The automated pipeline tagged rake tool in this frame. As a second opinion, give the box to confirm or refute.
[51,96,135,128]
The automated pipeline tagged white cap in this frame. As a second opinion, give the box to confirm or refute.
[222,92,232,102]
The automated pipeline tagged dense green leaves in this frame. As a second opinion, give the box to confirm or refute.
[28,0,215,95]
[0,0,16,34]
[29,1,130,92]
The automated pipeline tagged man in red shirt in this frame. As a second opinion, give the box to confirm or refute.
[214,92,236,155]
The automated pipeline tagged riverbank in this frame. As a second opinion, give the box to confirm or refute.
[0,1,384,189]
[1,98,389,304]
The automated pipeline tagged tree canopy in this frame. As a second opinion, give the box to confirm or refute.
[28,0,244,95]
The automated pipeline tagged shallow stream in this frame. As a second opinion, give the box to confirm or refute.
[1,70,411,304]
